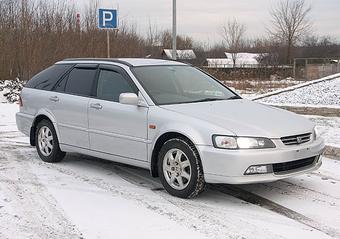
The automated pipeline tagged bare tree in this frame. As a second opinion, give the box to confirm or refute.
[146,20,160,46]
[221,18,246,67]
[159,30,193,50]
[268,0,312,64]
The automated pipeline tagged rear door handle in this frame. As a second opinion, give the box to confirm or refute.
[49,96,59,102]
[90,103,103,110]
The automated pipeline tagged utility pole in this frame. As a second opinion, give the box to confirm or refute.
[293,58,296,79]
[107,30,110,58]
[172,0,177,60]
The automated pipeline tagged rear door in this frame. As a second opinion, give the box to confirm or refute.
[19,64,74,136]
[88,64,148,161]
[49,64,98,149]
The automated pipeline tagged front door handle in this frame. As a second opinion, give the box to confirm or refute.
[90,103,103,110]
[49,96,59,102]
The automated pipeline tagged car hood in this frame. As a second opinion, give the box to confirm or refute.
[160,99,314,138]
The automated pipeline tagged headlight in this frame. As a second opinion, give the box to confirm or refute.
[313,127,320,140]
[212,135,276,149]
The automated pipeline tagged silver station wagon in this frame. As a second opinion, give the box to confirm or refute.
[16,58,325,198]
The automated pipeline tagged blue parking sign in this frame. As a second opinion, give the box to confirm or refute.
[98,9,117,29]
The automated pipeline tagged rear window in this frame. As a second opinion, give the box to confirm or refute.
[65,68,97,97]
[25,64,73,90]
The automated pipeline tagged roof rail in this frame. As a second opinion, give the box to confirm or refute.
[62,58,133,67]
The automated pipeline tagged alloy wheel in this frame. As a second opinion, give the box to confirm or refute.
[38,126,53,156]
[162,148,192,190]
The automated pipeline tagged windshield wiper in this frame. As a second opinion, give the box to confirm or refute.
[226,95,242,100]
[190,98,225,103]
[187,95,241,104]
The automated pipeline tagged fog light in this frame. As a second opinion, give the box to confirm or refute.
[244,165,272,175]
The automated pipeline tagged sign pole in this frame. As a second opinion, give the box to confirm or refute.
[107,29,110,58]
[172,0,177,60]
[98,8,117,58]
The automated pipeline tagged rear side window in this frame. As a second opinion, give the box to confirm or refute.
[26,64,73,90]
[96,69,137,102]
[65,68,97,97]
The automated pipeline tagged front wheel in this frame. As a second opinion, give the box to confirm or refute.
[158,138,205,198]
[35,119,65,163]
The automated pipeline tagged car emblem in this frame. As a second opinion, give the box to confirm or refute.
[296,136,302,144]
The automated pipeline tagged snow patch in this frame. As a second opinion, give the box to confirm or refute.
[255,75,340,107]
[0,79,24,103]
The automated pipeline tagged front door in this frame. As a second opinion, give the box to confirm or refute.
[88,65,148,161]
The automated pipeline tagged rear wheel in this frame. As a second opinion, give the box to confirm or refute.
[158,138,205,198]
[35,119,65,163]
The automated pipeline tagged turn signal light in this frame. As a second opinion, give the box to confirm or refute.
[149,124,156,129]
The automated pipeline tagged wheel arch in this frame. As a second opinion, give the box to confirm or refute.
[150,131,202,178]
[30,110,59,146]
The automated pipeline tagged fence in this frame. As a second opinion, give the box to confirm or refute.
[293,58,340,80]
[202,65,293,82]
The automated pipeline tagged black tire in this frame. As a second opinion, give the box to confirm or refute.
[158,138,205,198]
[35,119,65,163]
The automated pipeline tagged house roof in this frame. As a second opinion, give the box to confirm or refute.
[225,52,261,65]
[163,49,197,60]
[206,52,268,68]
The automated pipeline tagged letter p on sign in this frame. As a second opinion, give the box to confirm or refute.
[98,9,117,29]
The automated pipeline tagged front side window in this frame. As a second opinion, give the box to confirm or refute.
[65,68,97,96]
[96,69,137,102]
[132,65,239,105]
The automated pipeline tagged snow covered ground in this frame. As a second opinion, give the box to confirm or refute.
[254,75,340,108]
[1,103,340,239]
[307,115,340,148]
[0,88,8,103]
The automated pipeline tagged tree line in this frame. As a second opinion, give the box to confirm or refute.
[0,0,339,81]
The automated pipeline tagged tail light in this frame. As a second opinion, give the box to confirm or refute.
[18,95,23,107]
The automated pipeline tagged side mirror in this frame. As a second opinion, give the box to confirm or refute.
[119,93,139,106]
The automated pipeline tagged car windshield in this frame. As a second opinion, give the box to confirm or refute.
[132,65,240,105]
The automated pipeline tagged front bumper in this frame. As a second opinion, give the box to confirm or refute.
[197,138,325,184]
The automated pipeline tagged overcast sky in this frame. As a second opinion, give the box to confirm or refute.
[76,0,340,45]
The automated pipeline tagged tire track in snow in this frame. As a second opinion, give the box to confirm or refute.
[4,142,338,239]
[310,172,340,183]
[210,184,340,239]
[24,152,297,239]
[0,150,82,239]
[100,163,340,238]
[280,179,340,200]
[73,154,339,238]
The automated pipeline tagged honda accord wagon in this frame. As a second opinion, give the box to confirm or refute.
[16,58,325,198]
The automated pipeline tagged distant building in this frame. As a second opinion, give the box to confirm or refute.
[206,52,266,68]
[206,58,233,68]
[225,52,260,66]
[162,49,197,60]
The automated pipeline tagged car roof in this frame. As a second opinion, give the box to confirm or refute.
[56,58,187,67]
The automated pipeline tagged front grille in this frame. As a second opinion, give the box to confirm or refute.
[273,157,316,174]
[281,133,311,145]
